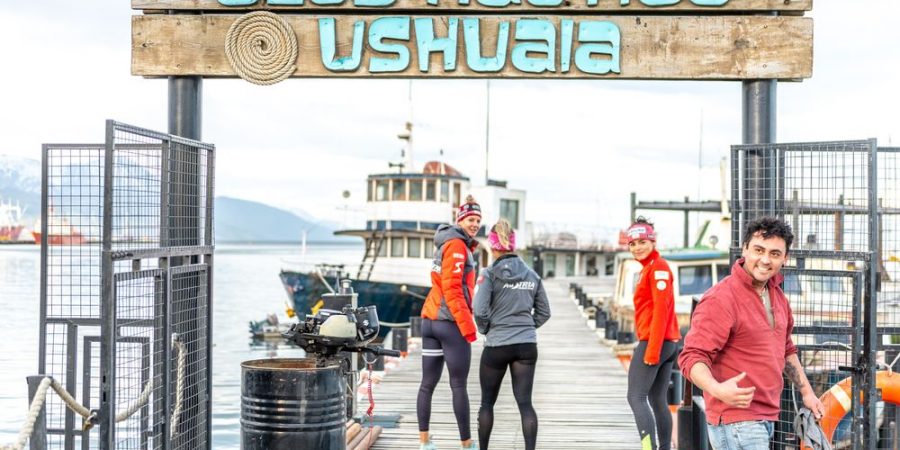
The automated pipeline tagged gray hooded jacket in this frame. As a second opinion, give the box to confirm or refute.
[473,254,551,347]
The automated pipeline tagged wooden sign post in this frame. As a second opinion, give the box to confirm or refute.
[132,1,813,81]
[125,3,813,450]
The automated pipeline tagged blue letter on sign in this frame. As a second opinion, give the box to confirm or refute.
[369,17,411,73]
[575,21,620,75]
[218,0,256,5]
[511,19,555,73]
[268,0,304,5]
[414,18,459,72]
[319,18,365,71]
[690,0,728,5]
[476,0,521,8]
[463,18,510,72]
[638,0,678,5]
[559,19,574,73]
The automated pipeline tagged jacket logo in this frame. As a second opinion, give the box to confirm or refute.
[502,281,535,290]
[654,270,670,281]
[453,262,463,273]
[452,253,465,259]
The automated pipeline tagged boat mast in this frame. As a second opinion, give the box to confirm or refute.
[401,80,414,172]
[485,80,491,185]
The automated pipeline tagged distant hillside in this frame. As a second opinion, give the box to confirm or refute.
[0,155,40,220]
[0,155,349,243]
[215,196,349,243]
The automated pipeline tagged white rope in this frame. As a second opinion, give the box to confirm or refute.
[1,335,189,449]
[224,11,298,85]
[170,338,186,439]
[0,378,53,450]
[316,269,336,294]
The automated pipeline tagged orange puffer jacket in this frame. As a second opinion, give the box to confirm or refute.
[421,224,478,342]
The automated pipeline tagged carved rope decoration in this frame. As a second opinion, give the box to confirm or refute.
[225,11,298,85]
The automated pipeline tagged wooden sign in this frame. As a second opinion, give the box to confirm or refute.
[132,15,812,80]
[132,0,812,13]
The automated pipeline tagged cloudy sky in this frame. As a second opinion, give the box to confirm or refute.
[1,1,899,245]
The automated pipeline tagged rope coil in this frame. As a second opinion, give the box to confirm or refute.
[225,11,298,85]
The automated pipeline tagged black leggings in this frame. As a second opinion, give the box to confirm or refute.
[478,343,538,450]
[417,319,472,441]
[627,340,678,450]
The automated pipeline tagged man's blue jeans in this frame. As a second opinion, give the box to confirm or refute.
[707,420,774,450]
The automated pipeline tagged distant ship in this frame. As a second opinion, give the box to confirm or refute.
[0,199,25,242]
[32,215,86,245]
[280,125,527,336]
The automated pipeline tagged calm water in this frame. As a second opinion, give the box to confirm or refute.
[0,242,363,448]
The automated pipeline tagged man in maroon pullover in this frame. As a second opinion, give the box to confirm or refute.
[678,217,825,450]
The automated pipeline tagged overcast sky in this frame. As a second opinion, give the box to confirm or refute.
[1,1,899,245]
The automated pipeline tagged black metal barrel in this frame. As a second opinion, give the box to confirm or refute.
[241,358,346,450]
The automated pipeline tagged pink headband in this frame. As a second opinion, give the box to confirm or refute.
[488,231,516,251]
[625,223,656,244]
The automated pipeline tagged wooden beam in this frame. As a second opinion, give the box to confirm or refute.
[133,0,812,13]
[132,15,813,80]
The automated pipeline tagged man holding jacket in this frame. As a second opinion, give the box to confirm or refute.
[678,217,826,450]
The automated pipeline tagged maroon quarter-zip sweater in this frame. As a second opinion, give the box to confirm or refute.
[678,258,797,425]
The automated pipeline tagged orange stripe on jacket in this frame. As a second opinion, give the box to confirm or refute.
[422,237,478,342]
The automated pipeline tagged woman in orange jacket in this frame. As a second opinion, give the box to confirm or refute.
[624,217,681,450]
[417,195,482,450]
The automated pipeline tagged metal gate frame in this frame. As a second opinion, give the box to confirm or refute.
[39,120,215,450]
[731,139,880,449]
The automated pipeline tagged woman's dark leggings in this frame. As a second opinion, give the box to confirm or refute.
[627,340,678,450]
[417,319,472,441]
[478,343,538,450]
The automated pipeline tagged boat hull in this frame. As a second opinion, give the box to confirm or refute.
[31,231,86,245]
[279,270,429,338]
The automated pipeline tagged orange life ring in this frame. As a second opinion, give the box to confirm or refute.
[803,370,900,450]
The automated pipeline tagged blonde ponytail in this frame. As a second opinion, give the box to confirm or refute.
[492,218,512,249]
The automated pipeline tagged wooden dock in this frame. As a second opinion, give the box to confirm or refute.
[369,277,640,449]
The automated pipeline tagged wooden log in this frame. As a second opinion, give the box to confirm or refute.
[132,14,813,80]
[352,426,383,450]
[348,427,371,449]
[346,422,363,443]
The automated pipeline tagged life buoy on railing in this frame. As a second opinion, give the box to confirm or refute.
[802,370,900,450]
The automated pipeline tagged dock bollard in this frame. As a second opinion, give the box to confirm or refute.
[392,328,409,356]
[595,310,608,329]
[241,358,345,450]
[605,321,619,340]
[26,375,47,450]
[616,331,635,345]
[410,316,422,338]
[668,371,684,405]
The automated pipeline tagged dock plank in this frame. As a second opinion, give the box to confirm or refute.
[368,278,640,449]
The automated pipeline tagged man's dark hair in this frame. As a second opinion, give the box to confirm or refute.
[632,216,654,228]
[742,217,794,250]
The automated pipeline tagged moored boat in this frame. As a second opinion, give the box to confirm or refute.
[280,127,527,336]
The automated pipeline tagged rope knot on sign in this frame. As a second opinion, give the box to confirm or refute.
[224,11,298,85]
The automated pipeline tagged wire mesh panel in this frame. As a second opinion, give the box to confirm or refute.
[731,140,881,450]
[876,147,900,450]
[168,265,209,450]
[40,143,106,450]
[40,121,214,450]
